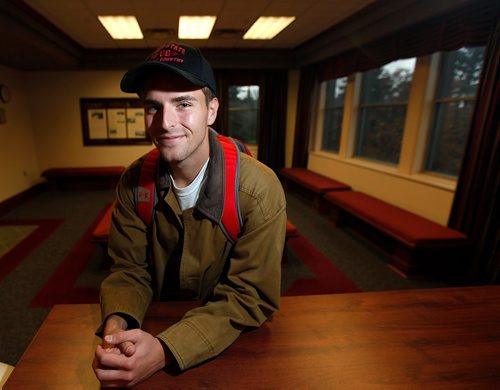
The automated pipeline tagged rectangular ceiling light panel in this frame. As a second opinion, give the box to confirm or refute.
[98,15,143,39]
[243,16,296,40]
[178,16,217,39]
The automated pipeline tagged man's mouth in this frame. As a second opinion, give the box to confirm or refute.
[155,134,185,145]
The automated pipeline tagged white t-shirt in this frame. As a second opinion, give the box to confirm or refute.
[170,159,209,211]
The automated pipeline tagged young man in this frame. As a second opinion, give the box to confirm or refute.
[93,42,286,387]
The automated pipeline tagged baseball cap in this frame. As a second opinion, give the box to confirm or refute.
[120,42,216,95]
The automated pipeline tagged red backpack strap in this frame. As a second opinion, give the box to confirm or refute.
[135,148,160,226]
[135,135,248,243]
[231,137,252,157]
[217,134,244,243]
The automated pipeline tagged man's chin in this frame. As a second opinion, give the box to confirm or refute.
[156,147,183,164]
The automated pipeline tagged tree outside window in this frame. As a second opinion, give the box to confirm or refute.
[425,47,485,177]
[321,77,347,153]
[227,85,260,145]
[355,58,416,165]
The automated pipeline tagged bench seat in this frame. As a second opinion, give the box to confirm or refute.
[91,201,116,244]
[42,166,125,190]
[285,219,298,240]
[324,191,469,279]
[280,168,351,210]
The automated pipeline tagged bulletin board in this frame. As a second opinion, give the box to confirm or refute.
[80,98,152,145]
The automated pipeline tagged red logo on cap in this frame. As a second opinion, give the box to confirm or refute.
[150,43,186,64]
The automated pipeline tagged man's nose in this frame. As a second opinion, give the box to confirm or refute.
[162,106,177,128]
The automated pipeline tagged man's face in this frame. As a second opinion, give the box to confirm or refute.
[142,75,218,168]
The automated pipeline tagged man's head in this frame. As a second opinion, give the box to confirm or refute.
[121,43,218,173]
[120,42,216,97]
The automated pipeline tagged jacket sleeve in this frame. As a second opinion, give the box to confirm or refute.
[99,161,154,329]
[156,160,287,370]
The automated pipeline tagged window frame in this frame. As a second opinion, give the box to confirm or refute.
[315,77,348,154]
[353,58,417,166]
[226,84,261,147]
[420,47,485,178]
[310,47,484,191]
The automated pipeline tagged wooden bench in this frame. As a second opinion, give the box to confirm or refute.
[324,191,469,279]
[91,201,116,245]
[280,168,351,211]
[42,166,125,190]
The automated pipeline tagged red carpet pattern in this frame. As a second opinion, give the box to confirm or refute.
[283,234,361,295]
[29,204,111,307]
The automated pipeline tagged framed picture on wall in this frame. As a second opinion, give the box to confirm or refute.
[80,98,152,145]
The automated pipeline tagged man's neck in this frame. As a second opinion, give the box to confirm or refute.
[169,155,209,188]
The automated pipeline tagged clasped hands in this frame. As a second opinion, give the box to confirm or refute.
[93,315,167,388]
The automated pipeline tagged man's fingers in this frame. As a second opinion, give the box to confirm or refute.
[94,367,130,388]
[104,329,140,346]
[97,347,130,369]
[121,340,136,356]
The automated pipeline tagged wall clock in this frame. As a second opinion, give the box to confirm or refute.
[0,84,11,103]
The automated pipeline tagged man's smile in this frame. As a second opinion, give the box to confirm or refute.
[155,133,186,146]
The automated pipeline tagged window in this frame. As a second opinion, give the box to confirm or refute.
[321,77,347,152]
[424,47,485,177]
[227,85,260,145]
[355,58,416,164]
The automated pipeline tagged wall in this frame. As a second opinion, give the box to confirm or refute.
[308,153,454,225]
[0,65,40,202]
[2,66,455,225]
[25,70,152,172]
[285,70,299,168]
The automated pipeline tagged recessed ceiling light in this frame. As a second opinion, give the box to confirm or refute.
[178,16,217,39]
[98,16,143,39]
[243,16,296,40]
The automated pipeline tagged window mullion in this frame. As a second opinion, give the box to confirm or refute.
[346,73,362,158]
[399,55,432,174]
[338,75,355,159]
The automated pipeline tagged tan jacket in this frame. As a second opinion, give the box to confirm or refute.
[99,129,287,370]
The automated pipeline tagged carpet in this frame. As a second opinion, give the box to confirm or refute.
[0,219,64,283]
[283,233,361,295]
[28,209,360,307]
[29,204,111,307]
[0,225,38,257]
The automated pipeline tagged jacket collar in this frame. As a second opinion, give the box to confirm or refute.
[156,128,224,223]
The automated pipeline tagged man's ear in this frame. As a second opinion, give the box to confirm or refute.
[207,97,219,126]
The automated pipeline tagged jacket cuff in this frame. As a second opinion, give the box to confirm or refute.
[156,320,215,371]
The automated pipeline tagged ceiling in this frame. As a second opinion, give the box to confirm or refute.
[21,0,375,50]
[0,0,380,70]
[0,0,473,71]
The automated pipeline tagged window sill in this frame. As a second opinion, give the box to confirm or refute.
[310,151,457,192]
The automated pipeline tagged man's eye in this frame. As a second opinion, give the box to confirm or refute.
[145,105,158,114]
[178,102,191,109]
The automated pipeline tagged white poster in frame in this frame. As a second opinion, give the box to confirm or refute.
[107,108,127,138]
[126,108,146,139]
[87,109,108,139]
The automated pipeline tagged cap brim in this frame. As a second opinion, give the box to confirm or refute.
[120,62,209,93]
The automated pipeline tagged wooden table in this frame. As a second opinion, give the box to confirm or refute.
[5,286,500,389]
